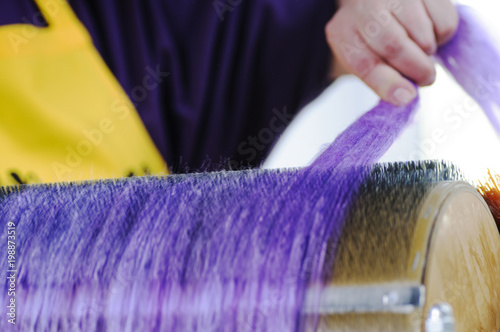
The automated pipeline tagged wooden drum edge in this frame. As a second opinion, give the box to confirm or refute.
[417,182,500,332]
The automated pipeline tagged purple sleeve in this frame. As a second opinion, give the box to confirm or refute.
[1,0,337,171]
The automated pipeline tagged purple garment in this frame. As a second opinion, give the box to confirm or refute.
[1,0,336,171]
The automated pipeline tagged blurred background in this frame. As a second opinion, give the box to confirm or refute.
[264,0,500,183]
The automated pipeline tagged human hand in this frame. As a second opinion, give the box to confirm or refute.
[326,0,459,106]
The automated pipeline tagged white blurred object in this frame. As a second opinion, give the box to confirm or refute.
[263,2,500,181]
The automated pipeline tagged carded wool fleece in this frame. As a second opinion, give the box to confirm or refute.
[0,97,419,331]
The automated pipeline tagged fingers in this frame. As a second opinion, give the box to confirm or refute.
[326,17,417,106]
[356,15,436,87]
[423,0,459,45]
[325,0,457,106]
[362,61,418,107]
[393,0,437,55]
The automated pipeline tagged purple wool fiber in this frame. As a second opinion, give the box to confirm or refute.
[0,94,418,332]
[438,5,500,135]
[310,98,419,171]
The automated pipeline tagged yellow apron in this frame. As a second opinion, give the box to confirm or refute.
[0,0,168,186]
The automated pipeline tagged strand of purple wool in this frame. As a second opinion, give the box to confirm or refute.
[438,5,500,135]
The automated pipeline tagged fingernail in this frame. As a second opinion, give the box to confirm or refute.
[425,44,438,56]
[421,71,436,86]
[393,87,416,106]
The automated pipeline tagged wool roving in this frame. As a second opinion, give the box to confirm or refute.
[438,5,500,136]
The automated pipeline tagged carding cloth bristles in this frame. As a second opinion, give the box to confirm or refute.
[332,161,466,283]
[0,159,466,332]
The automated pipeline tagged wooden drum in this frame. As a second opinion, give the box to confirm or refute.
[311,162,500,332]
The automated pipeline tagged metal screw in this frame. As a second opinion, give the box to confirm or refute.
[425,303,456,332]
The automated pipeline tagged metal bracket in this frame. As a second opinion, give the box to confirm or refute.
[303,283,425,314]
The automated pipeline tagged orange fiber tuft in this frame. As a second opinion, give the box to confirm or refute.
[478,170,500,230]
